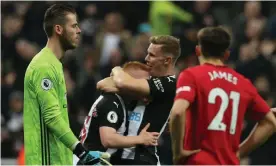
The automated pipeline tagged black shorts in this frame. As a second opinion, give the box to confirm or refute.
[110,153,158,165]
[110,158,157,165]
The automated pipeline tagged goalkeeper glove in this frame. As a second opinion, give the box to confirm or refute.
[73,143,110,165]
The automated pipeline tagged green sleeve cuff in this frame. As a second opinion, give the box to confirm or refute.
[47,114,78,149]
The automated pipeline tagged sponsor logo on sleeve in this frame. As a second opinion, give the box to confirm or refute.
[176,86,191,94]
[107,111,118,123]
[41,78,52,90]
[153,78,164,92]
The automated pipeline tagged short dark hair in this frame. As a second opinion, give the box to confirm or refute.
[149,35,181,60]
[197,26,231,58]
[43,3,76,37]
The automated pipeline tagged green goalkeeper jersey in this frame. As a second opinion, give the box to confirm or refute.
[24,47,78,165]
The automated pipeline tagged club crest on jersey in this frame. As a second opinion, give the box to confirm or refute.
[41,78,52,90]
[92,111,98,118]
[107,111,118,123]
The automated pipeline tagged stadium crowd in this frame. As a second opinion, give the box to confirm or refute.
[1,1,276,165]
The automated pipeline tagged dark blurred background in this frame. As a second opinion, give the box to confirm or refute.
[1,1,276,165]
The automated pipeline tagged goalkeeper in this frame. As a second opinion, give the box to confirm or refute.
[23,4,109,165]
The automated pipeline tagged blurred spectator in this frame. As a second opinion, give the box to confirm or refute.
[100,47,126,78]
[266,14,276,39]
[77,49,100,113]
[129,33,150,62]
[1,68,17,122]
[173,1,219,59]
[238,42,258,63]
[254,75,271,93]
[233,1,265,37]
[149,1,193,35]
[6,91,23,133]
[13,38,39,91]
[1,14,24,64]
[244,1,264,20]
[260,39,276,59]
[1,91,24,158]
[190,1,217,28]
[21,2,48,46]
[1,126,16,157]
[245,18,266,41]
[15,39,39,61]
[14,2,31,17]
[231,1,266,61]
[79,3,99,47]
[95,12,132,70]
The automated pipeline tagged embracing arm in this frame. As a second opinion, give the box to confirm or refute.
[111,66,150,97]
[100,123,158,148]
[100,127,143,148]
[97,77,120,93]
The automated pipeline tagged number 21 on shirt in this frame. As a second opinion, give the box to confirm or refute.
[207,88,240,135]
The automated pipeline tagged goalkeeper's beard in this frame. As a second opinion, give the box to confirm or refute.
[59,30,76,51]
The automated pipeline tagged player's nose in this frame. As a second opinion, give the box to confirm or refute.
[145,54,150,62]
[76,26,81,34]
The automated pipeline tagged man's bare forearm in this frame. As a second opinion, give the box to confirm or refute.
[170,109,185,158]
[170,100,190,159]
[111,67,126,88]
[101,133,142,148]
[97,77,120,93]
[111,67,150,97]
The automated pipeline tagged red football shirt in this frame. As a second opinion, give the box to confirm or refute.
[174,63,270,165]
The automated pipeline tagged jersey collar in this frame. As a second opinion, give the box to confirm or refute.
[43,47,62,67]
[203,63,227,68]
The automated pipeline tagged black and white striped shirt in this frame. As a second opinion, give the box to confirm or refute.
[120,75,176,165]
[79,92,127,154]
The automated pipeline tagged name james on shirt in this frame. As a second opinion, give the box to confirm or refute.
[208,70,238,85]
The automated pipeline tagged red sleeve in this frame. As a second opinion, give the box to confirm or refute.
[174,70,196,103]
[248,87,270,121]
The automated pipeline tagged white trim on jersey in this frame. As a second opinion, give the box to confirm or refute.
[122,101,146,159]
[73,95,105,165]
[81,95,104,144]
[121,75,176,165]
[155,110,172,166]
[121,103,173,166]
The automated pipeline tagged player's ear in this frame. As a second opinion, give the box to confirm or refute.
[54,25,63,35]
[195,45,201,57]
[224,50,230,60]
[164,56,172,65]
